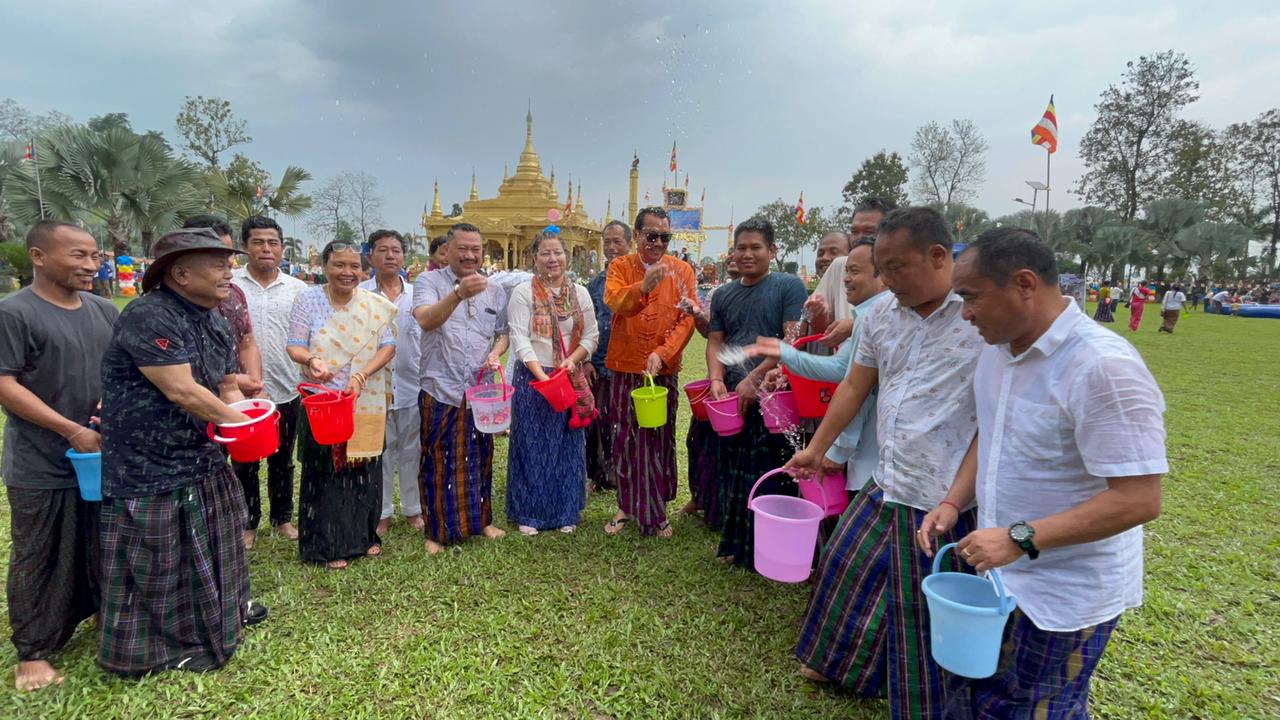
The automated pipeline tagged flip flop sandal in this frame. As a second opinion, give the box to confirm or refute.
[604,517,629,535]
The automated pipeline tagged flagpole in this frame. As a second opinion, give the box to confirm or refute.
[30,138,45,220]
[1044,149,1051,243]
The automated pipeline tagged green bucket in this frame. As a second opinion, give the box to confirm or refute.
[631,373,669,428]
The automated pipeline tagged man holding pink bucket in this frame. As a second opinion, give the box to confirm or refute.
[923,229,1165,717]
[787,208,983,717]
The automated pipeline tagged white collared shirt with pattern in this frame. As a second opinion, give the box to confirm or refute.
[232,267,307,404]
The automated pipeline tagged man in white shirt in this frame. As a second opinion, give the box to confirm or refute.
[231,216,307,548]
[787,207,982,718]
[924,227,1165,717]
[359,230,423,535]
[808,197,898,350]
[1158,283,1187,333]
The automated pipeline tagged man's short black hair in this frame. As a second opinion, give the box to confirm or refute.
[734,217,775,248]
[447,222,480,241]
[183,214,233,239]
[851,235,877,252]
[603,220,633,242]
[634,206,669,232]
[241,215,283,244]
[368,229,406,253]
[878,207,953,254]
[853,197,899,216]
[961,226,1058,287]
[25,220,84,250]
[429,235,448,254]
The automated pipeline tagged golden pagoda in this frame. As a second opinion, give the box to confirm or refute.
[422,110,603,272]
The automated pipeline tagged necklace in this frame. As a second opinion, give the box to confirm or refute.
[324,285,353,310]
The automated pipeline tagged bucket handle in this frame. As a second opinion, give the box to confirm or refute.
[791,333,827,350]
[933,542,1014,615]
[747,467,796,508]
[206,423,233,445]
[642,372,657,391]
[705,394,739,416]
[474,366,510,401]
[297,382,352,403]
[686,381,712,405]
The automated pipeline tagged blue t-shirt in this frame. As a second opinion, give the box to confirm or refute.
[709,272,807,389]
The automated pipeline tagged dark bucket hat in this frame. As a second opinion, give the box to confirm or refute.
[141,227,246,293]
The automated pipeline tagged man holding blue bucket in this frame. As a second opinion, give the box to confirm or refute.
[0,220,117,690]
[925,227,1166,718]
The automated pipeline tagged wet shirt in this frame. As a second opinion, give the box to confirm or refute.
[215,282,253,370]
[708,272,807,388]
[603,254,698,375]
[101,286,237,499]
[232,268,306,404]
[0,289,118,489]
[413,267,508,407]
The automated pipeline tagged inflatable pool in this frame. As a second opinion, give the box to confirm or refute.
[1236,304,1280,319]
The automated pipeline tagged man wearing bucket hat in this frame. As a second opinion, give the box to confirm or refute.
[786,207,983,717]
[0,220,117,690]
[923,228,1165,717]
[98,227,255,676]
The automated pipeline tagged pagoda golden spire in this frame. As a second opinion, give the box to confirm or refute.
[503,163,509,182]
[516,106,542,176]
[628,153,639,223]
[565,175,573,209]
[469,169,479,201]
[549,167,558,201]
[605,195,612,223]
[575,182,583,212]
[430,179,442,218]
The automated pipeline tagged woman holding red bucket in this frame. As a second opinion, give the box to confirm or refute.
[286,241,397,569]
[505,230,599,535]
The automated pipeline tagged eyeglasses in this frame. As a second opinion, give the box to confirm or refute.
[326,242,359,253]
[642,232,673,244]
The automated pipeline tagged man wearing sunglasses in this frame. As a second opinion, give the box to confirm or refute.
[601,207,698,538]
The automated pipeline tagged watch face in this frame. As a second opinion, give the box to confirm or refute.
[1010,523,1032,542]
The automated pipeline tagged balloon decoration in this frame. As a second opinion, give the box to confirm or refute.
[117,255,137,297]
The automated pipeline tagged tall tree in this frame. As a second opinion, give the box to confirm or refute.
[205,154,312,230]
[1231,109,1280,272]
[1076,51,1200,221]
[842,150,909,207]
[0,99,72,142]
[1060,206,1119,277]
[175,95,252,168]
[909,119,988,208]
[345,172,385,241]
[306,171,383,243]
[751,199,826,271]
[1163,121,1237,221]
[1139,198,1204,280]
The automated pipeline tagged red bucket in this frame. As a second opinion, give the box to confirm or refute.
[207,399,280,463]
[781,334,839,418]
[298,383,355,445]
[530,367,575,413]
[683,379,713,421]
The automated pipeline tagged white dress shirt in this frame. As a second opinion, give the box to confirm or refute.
[974,299,1168,632]
[360,275,421,410]
[232,268,307,404]
[853,291,982,510]
[506,281,600,368]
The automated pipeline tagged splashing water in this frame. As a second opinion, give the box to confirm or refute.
[716,344,751,371]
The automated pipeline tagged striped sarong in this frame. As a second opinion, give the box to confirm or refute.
[608,372,679,535]
[506,364,587,529]
[795,485,977,719]
[419,390,494,545]
[942,610,1119,719]
[685,419,721,528]
[98,465,248,675]
[585,373,616,490]
[714,410,792,567]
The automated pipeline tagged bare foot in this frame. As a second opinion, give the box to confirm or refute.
[376,518,391,536]
[799,665,831,683]
[326,559,348,570]
[15,660,63,691]
[242,529,256,551]
[406,514,425,531]
[366,544,382,557]
[604,512,630,535]
[275,522,299,540]
[424,539,444,555]
[481,525,506,540]
[679,500,699,516]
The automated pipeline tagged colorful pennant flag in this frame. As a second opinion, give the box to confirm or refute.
[22,141,35,162]
[795,192,806,225]
[669,141,677,173]
[1031,95,1058,154]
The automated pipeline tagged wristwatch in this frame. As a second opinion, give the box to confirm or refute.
[1008,521,1039,559]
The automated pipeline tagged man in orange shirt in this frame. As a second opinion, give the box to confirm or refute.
[602,207,698,537]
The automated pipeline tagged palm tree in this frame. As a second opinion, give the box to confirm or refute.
[206,164,313,230]
[283,236,303,262]
[1060,207,1118,277]
[1138,198,1204,281]
[0,140,26,244]
[1173,222,1254,282]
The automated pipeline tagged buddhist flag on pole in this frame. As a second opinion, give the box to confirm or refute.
[1031,95,1058,154]
[22,141,35,162]
[669,141,677,173]
[795,192,806,225]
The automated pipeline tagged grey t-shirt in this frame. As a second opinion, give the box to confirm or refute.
[0,288,118,489]
[709,272,807,389]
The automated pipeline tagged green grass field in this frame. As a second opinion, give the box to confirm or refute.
[0,303,1277,719]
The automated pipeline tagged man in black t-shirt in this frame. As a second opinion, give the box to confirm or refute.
[98,228,255,677]
[0,221,117,691]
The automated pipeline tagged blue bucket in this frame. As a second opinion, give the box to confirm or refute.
[65,449,102,501]
[922,542,1016,679]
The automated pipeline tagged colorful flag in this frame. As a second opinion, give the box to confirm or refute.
[795,192,806,225]
[22,141,35,162]
[255,184,264,199]
[669,141,677,173]
[1031,95,1058,154]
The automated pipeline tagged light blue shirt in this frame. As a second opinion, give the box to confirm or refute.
[778,290,890,491]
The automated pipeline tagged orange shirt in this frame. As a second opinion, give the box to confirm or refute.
[603,253,697,375]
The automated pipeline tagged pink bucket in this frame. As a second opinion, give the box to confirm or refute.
[760,391,800,434]
[798,472,850,517]
[748,468,825,583]
[705,394,743,437]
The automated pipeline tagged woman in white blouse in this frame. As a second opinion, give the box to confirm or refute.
[505,231,599,535]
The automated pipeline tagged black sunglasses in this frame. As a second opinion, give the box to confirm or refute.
[643,232,673,244]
